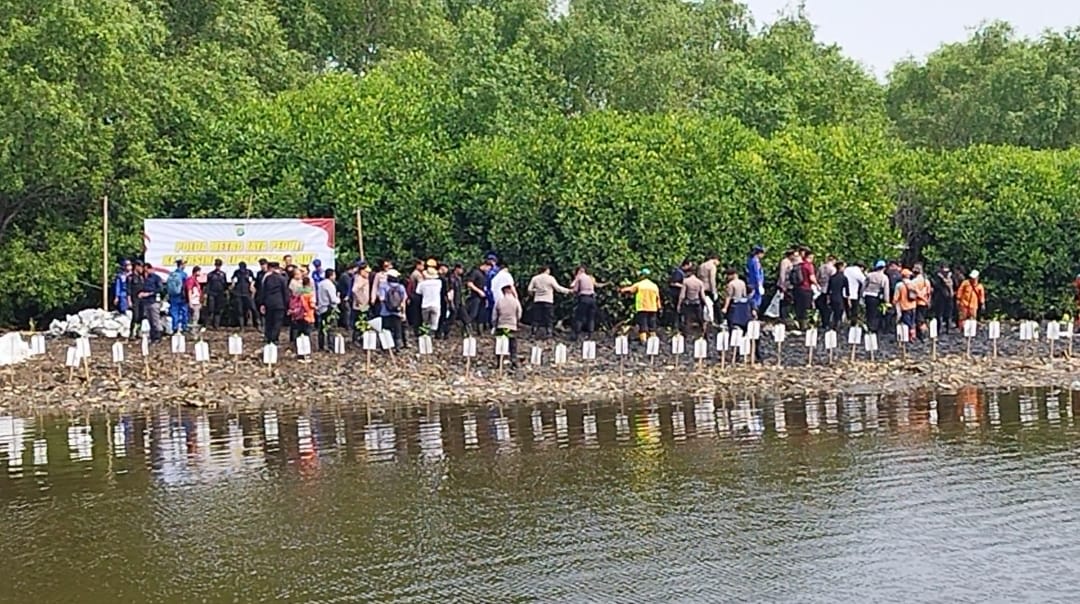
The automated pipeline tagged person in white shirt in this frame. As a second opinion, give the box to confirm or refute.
[491,263,516,305]
[843,262,867,326]
[416,268,444,334]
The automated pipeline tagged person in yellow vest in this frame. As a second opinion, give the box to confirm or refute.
[955,270,986,324]
[620,268,661,344]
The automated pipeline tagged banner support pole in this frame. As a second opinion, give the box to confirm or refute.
[102,194,109,311]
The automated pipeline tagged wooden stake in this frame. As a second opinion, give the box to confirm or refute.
[932,338,938,361]
[102,194,109,310]
[807,348,813,367]
[355,208,365,261]
[777,342,782,367]
[850,343,856,363]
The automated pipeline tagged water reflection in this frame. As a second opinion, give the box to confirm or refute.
[0,388,1078,494]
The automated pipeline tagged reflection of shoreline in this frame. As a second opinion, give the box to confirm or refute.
[1,389,1078,497]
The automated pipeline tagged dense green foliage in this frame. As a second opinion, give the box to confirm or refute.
[1,0,1079,324]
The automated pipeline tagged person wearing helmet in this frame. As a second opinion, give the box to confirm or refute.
[955,270,986,325]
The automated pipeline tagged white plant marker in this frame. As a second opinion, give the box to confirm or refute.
[262,343,278,374]
[194,341,210,363]
[530,346,543,366]
[864,332,879,361]
[645,335,660,362]
[693,338,708,367]
[141,334,151,379]
[896,322,910,361]
[30,334,46,356]
[582,340,597,376]
[847,326,863,362]
[364,330,379,351]
[333,334,346,355]
[170,333,186,355]
[747,320,762,365]
[671,334,685,356]
[74,337,91,379]
[615,335,629,356]
[65,346,81,381]
[111,341,125,380]
[804,328,818,366]
[928,319,939,360]
[824,330,838,364]
[988,320,1002,359]
[462,335,477,377]
[717,329,731,368]
[738,333,752,360]
[494,335,510,377]
[377,330,395,352]
[772,324,786,367]
[554,343,568,366]
[295,334,312,358]
[418,334,434,356]
[962,319,977,358]
[228,334,243,356]
[1065,320,1076,359]
[1047,321,1061,361]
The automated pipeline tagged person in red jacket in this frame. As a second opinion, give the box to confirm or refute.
[184,266,203,328]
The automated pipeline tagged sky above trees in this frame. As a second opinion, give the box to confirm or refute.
[745,0,1080,76]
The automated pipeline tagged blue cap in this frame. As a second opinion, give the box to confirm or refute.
[751,244,765,254]
[313,259,322,267]
[874,260,886,269]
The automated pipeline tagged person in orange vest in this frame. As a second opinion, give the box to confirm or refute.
[910,264,933,340]
[955,270,986,324]
[893,268,918,342]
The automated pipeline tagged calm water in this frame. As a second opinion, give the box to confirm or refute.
[3,389,1080,603]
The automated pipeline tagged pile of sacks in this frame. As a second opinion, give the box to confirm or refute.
[47,308,133,339]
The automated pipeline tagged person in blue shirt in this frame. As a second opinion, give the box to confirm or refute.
[113,259,132,314]
[746,244,766,312]
[167,259,189,333]
[311,259,325,289]
[138,263,165,342]
[483,253,500,327]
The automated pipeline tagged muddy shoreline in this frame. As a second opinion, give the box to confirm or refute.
[2,326,1078,414]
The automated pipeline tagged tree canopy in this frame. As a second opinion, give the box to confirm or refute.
[2,0,1079,323]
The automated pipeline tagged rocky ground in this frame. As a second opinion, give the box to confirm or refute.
[2,323,1078,414]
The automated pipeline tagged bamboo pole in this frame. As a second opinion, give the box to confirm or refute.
[102,194,109,310]
[355,208,365,261]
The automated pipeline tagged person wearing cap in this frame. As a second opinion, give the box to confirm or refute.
[931,263,955,335]
[863,260,889,334]
[621,268,661,344]
[113,259,133,316]
[527,265,571,339]
[746,245,765,313]
[379,268,408,349]
[258,262,290,343]
[955,270,986,325]
[464,258,492,335]
[232,261,259,330]
[204,259,228,329]
[168,259,190,333]
[311,259,325,290]
[128,260,146,339]
[492,283,523,368]
[892,268,918,341]
[417,265,444,335]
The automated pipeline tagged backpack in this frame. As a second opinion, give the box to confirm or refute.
[287,294,306,321]
[788,264,804,288]
[166,271,184,297]
[384,285,405,313]
[905,282,918,301]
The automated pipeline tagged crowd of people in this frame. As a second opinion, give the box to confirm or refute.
[109,245,1010,363]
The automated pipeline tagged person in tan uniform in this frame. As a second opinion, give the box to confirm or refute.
[677,269,707,337]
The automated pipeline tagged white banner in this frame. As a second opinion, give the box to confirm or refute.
[143,218,335,275]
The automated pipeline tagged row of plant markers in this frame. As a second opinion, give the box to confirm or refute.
[22,317,1072,380]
